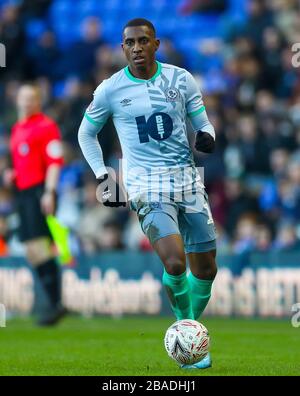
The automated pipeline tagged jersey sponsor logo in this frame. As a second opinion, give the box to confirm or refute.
[120,98,132,107]
[46,140,63,159]
[165,88,180,102]
[18,142,29,156]
[135,112,173,143]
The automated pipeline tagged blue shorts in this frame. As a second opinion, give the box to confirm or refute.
[130,190,217,254]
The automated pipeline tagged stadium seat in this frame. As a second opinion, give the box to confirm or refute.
[0,0,247,69]
[48,0,75,25]
[25,19,47,41]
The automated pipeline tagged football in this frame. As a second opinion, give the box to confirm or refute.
[164,319,210,365]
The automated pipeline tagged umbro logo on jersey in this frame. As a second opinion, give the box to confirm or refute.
[120,98,132,106]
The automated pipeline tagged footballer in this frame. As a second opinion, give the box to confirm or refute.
[78,18,217,369]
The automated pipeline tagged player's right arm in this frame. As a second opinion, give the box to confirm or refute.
[78,80,111,179]
[78,81,126,207]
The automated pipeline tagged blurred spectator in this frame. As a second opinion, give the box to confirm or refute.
[259,27,285,94]
[214,222,231,254]
[236,55,264,109]
[98,220,125,251]
[194,38,224,75]
[93,45,118,81]
[236,114,270,174]
[0,187,13,216]
[243,0,274,46]
[277,157,300,222]
[123,211,153,251]
[0,215,9,256]
[224,178,260,237]
[232,214,257,254]
[28,30,60,81]
[180,0,228,15]
[254,224,272,252]
[56,142,83,232]
[76,181,115,254]
[273,223,300,251]
[158,38,184,68]
[20,0,51,19]
[59,17,106,79]
[0,4,26,79]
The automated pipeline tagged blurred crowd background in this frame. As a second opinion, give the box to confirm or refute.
[0,0,300,257]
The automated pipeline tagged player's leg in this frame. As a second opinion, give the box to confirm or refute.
[130,199,193,320]
[153,234,194,320]
[187,249,217,320]
[179,190,217,320]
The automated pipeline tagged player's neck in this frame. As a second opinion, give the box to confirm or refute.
[128,61,158,81]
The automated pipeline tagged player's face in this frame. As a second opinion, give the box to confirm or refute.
[122,26,160,71]
[17,86,41,117]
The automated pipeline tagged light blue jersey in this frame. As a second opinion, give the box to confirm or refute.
[78,61,215,200]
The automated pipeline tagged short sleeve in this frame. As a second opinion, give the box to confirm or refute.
[84,80,111,128]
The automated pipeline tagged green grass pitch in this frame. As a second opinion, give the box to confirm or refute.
[0,316,299,376]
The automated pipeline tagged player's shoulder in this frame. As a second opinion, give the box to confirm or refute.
[160,62,190,76]
[160,62,187,73]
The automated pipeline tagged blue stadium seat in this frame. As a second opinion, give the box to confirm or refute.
[48,0,75,24]
[52,22,78,49]
[99,0,123,11]
[227,0,248,21]
[25,19,47,41]
[16,0,250,65]
[76,1,99,18]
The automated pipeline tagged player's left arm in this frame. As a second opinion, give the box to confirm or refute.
[185,71,216,153]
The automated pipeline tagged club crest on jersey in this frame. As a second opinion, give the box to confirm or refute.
[165,88,180,102]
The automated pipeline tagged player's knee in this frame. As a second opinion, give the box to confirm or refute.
[164,256,186,276]
[192,256,218,280]
[204,259,217,280]
[209,264,218,280]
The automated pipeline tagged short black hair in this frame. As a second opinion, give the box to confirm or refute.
[123,18,156,36]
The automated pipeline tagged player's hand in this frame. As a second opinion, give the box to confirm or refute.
[41,190,57,215]
[97,173,126,208]
[194,131,215,153]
